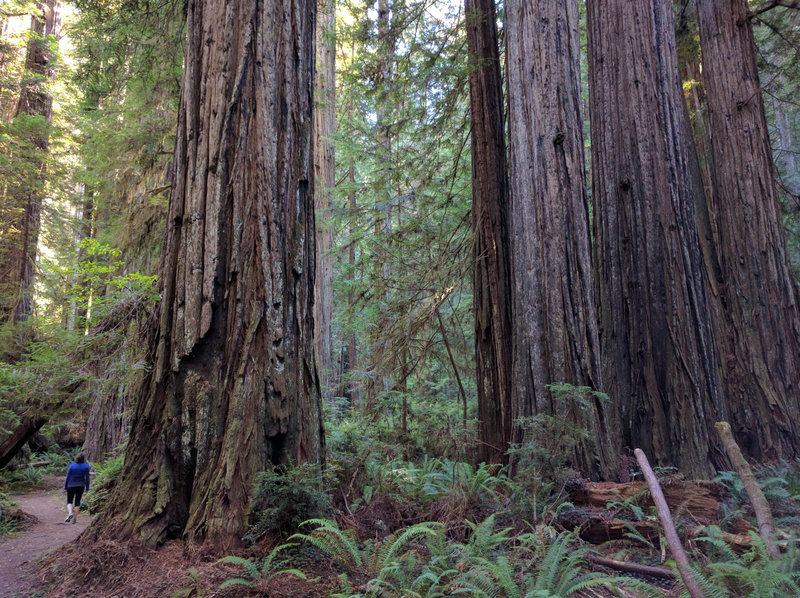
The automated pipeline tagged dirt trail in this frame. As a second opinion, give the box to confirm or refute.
[0,476,89,598]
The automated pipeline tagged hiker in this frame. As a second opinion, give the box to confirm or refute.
[64,453,90,524]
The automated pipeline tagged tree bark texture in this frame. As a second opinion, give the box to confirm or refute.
[587,0,726,477]
[91,0,324,549]
[696,0,800,460]
[0,0,60,325]
[506,0,616,479]
[313,0,335,401]
[466,0,514,462]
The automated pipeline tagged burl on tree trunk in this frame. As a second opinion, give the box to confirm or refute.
[88,0,324,550]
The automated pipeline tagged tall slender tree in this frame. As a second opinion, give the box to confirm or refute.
[314,0,335,402]
[587,0,726,476]
[89,0,324,549]
[696,0,800,460]
[0,0,60,325]
[506,0,616,478]
[465,0,514,462]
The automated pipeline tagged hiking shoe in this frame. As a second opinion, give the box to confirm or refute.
[65,514,72,523]
[72,517,77,524]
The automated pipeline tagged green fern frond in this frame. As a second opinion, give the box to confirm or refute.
[289,519,363,570]
[217,555,259,580]
[377,521,443,568]
[218,577,256,589]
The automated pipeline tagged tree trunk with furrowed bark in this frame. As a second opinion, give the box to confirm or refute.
[587,0,726,477]
[313,0,335,403]
[466,0,514,462]
[696,0,800,462]
[506,0,617,479]
[88,0,324,550]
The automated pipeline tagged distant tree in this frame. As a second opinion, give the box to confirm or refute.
[314,0,335,402]
[506,0,617,478]
[587,0,726,477]
[696,0,800,460]
[89,0,324,549]
[465,0,514,461]
[0,0,60,326]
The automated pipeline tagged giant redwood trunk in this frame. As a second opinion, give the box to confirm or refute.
[696,0,800,460]
[90,0,324,549]
[588,0,726,477]
[466,0,514,462]
[313,0,335,401]
[506,0,616,478]
[0,0,60,325]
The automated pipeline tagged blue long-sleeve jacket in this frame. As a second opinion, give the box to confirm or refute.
[64,462,90,490]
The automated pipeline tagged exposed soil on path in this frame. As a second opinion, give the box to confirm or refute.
[0,475,90,598]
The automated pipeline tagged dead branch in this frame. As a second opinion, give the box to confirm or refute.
[635,448,706,598]
[714,421,779,558]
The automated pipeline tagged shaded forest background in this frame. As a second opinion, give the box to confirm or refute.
[1,0,800,595]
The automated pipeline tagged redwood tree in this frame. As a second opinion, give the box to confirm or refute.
[696,0,800,460]
[588,0,726,477]
[313,0,335,401]
[0,0,60,325]
[506,0,616,478]
[465,0,514,462]
[90,0,324,549]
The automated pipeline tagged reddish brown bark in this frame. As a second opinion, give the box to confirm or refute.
[88,0,324,549]
[588,0,726,477]
[465,0,514,462]
[506,0,616,478]
[313,0,335,401]
[696,0,800,460]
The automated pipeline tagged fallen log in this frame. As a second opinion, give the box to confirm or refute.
[587,554,674,579]
[558,507,659,544]
[569,479,724,524]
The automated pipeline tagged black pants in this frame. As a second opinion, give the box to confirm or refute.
[66,486,84,507]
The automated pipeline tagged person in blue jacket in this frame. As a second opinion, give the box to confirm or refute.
[64,453,90,524]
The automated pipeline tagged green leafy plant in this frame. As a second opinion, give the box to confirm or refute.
[245,463,331,543]
[696,526,800,597]
[85,448,126,514]
[170,567,205,598]
[217,542,308,591]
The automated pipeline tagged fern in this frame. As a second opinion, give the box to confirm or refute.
[289,519,364,570]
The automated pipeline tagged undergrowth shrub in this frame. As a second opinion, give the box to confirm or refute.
[85,447,125,514]
[0,491,20,536]
[289,515,634,597]
[245,463,331,544]
[695,525,800,597]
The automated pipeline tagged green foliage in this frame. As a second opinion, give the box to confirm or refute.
[5,465,43,491]
[290,515,635,598]
[170,567,205,598]
[245,463,331,543]
[0,491,20,537]
[84,447,125,514]
[695,526,800,597]
[216,543,308,591]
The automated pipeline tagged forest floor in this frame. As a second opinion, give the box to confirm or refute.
[0,475,89,598]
